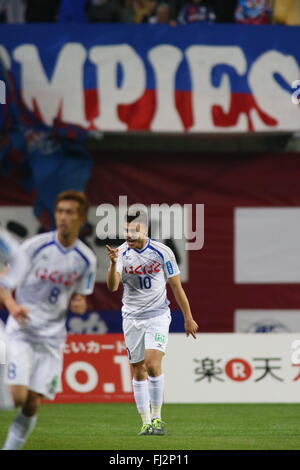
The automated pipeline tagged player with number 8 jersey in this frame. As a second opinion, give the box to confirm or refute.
[6,231,95,347]
[2,191,97,451]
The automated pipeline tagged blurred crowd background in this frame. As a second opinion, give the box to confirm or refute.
[0,0,299,26]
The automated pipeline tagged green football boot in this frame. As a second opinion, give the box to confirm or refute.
[151,418,166,435]
[138,423,153,435]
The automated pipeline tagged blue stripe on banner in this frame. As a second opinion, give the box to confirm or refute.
[1,308,185,333]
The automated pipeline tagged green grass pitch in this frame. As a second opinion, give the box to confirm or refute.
[1,403,300,450]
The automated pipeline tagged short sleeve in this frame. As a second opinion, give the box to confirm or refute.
[21,236,43,260]
[163,246,180,279]
[75,254,97,295]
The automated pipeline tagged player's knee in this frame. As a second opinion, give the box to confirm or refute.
[145,360,160,377]
[132,362,147,381]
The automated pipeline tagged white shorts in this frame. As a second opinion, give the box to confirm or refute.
[123,310,172,364]
[5,337,63,400]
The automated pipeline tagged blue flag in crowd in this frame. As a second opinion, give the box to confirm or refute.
[0,58,93,230]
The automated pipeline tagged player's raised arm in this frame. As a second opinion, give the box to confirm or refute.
[106,245,121,292]
[168,274,199,339]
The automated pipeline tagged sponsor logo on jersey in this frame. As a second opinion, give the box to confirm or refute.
[166,261,174,275]
[124,261,161,275]
[35,268,78,286]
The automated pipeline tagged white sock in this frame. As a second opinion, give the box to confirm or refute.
[148,374,164,420]
[2,411,37,450]
[132,379,151,424]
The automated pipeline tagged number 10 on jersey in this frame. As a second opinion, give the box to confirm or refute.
[138,276,152,289]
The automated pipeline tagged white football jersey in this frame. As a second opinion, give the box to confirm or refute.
[6,231,97,347]
[0,229,28,290]
[116,238,180,319]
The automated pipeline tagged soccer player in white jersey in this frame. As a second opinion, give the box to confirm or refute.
[0,229,29,409]
[1,191,97,451]
[0,228,29,314]
[106,210,198,436]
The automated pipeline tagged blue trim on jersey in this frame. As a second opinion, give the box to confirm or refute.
[134,239,150,254]
[86,272,93,290]
[148,244,164,261]
[54,241,73,255]
[74,247,90,268]
[32,241,56,259]
[53,231,78,254]
[122,248,130,256]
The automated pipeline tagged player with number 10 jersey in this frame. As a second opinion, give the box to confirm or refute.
[116,238,180,320]
[106,210,199,437]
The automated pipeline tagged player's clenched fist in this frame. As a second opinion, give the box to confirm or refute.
[106,245,118,264]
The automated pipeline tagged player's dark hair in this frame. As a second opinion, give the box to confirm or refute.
[126,211,140,224]
[55,191,90,222]
[126,210,148,224]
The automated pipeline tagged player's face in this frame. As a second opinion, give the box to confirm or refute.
[55,200,83,238]
[125,222,147,249]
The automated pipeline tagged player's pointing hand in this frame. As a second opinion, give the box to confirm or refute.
[184,318,199,339]
[106,245,118,264]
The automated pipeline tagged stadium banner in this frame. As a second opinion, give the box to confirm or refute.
[50,334,134,404]
[234,310,300,333]
[164,333,300,403]
[0,24,299,133]
[43,333,300,404]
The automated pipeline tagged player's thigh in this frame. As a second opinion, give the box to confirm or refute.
[10,385,29,407]
[145,312,171,356]
[5,337,33,389]
[30,345,63,400]
[123,318,146,364]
